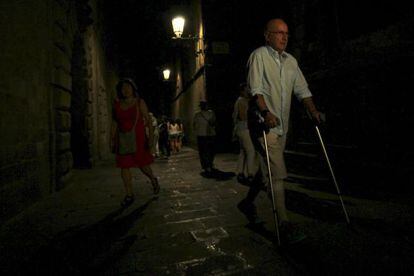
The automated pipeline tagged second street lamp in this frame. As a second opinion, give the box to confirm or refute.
[163,69,171,81]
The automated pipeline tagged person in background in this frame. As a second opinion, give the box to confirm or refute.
[158,116,171,158]
[232,83,258,185]
[149,112,159,157]
[110,78,160,207]
[193,101,217,178]
[176,118,184,152]
[168,118,180,154]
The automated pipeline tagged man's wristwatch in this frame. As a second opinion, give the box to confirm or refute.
[260,109,270,117]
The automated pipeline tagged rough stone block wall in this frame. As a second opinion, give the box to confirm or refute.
[0,0,53,223]
[85,27,112,162]
[50,0,75,189]
[0,0,117,223]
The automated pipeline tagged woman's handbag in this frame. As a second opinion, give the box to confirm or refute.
[118,102,139,155]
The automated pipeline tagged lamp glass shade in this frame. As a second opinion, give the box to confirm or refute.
[163,69,171,80]
[172,16,185,38]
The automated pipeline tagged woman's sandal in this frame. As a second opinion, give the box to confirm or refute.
[151,178,160,195]
[121,195,134,207]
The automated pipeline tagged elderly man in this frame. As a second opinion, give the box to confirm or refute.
[239,18,321,243]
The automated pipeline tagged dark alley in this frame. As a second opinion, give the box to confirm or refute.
[1,0,414,275]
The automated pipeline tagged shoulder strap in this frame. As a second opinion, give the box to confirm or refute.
[133,100,139,128]
[199,112,208,122]
[200,111,214,126]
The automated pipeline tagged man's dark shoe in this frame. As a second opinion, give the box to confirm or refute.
[211,168,235,179]
[237,200,263,224]
[279,222,307,244]
[201,170,215,178]
[121,195,134,208]
[237,174,246,184]
[246,176,255,186]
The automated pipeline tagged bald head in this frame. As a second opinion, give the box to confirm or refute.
[264,18,289,54]
[265,18,287,32]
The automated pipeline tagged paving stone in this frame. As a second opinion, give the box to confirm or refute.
[172,254,252,275]
[190,227,229,242]
[1,147,414,275]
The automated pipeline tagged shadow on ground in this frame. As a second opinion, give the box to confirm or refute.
[242,201,414,275]
[286,189,351,223]
[4,197,157,275]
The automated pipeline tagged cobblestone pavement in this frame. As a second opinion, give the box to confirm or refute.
[1,147,414,275]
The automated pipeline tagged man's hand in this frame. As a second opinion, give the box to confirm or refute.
[302,97,322,125]
[264,112,279,128]
[310,110,322,124]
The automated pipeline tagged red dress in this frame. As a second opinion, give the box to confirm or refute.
[114,101,154,168]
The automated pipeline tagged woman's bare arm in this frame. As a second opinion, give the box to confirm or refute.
[139,99,154,146]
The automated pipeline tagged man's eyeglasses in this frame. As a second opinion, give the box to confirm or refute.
[267,31,289,37]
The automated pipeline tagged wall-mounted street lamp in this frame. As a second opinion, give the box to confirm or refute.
[162,69,171,81]
[172,16,202,41]
[168,14,207,106]
[172,16,185,38]
[171,16,206,57]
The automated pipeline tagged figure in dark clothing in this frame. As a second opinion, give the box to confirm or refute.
[158,116,170,158]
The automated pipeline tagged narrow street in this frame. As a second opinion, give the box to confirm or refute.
[2,1,414,275]
[1,148,414,275]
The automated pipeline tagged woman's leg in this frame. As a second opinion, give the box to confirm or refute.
[176,137,180,152]
[177,136,182,151]
[239,130,258,177]
[121,168,134,196]
[171,138,175,153]
[236,150,246,176]
[236,132,246,176]
[173,137,179,153]
[169,137,175,153]
[140,165,160,194]
[176,137,179,152]
[139,165,155,180]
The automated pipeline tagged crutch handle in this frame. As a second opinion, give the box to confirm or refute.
[306,110,326,127]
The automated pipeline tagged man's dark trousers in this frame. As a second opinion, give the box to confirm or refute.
[197,135,215,171]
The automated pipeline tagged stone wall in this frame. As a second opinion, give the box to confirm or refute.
[85,28,113,162]
[0,0,54,223]
[0,0,115,223]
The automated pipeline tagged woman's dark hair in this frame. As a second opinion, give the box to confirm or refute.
[116,78,139,99]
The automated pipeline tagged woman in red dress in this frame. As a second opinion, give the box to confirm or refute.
[110,78,160,207]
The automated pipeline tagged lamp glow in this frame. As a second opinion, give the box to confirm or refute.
[172,16,185,38]
[163,69,171,80]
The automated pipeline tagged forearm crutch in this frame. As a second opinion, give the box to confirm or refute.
[262,130,281,246]
[312,121,350,224]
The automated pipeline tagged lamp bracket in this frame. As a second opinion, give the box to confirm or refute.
[172,35,203,41]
